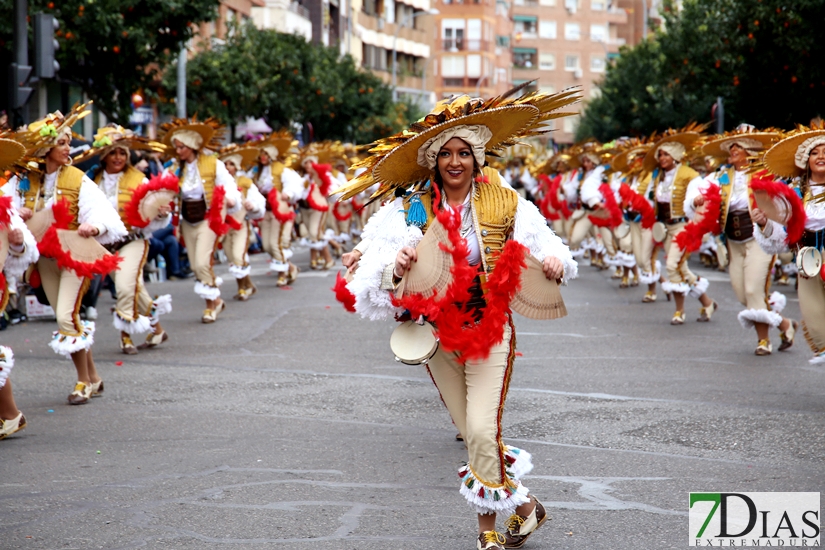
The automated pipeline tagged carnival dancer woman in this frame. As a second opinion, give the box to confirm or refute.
[753,121,825,364]
[219,144,266,300]
[159,117,241,323]
[299,145,336,270]
[79,125,173,354]
[644,126,717,325]
[11,105,127,404]
[695,128,796,355]
[339,87,579,549]
[0,136,38,437]
[253,132,302,286]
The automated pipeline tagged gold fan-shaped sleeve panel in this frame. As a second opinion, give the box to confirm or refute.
[474,184,519,272]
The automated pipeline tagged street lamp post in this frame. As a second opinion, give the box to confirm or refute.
[392,8,439,102]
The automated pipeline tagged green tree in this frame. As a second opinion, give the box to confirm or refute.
[577,0,825,141]
[0,0,220,123]
[166,23,412,143]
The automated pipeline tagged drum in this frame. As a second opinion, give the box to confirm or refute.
[652,222,667,244]
[614,221,631,240]
[390,320,439,365]
[796,247,823,279]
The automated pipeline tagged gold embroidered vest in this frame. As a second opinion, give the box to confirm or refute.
[652,164,698,218]
[718,167,755,230]
[632,170,653,196]
[269,162,284,192]
[404,183,519,274]
[94,166,145,226]
[23,165,84,229]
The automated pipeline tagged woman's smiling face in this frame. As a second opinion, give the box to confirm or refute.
[437,137,475,190]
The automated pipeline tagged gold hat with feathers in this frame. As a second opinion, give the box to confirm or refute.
[74,124,165,165]
[754,120,825,178]
[642,122,709,173]
[250,130,297,161]
[0,134,26,173]
[336,83,581,202]
[610,135,656,175]
[19,102,93,161]
[158,116,225,152]
[218,143,261,171]
[701,126,781,160]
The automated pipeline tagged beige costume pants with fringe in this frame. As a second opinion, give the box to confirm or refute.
[181,221,219,287]
[224,212,250,273]
[260,211,293,264]
[304,208,327,242]
[663,222,698,287]
[112,239,154,323]
[38,258,88,336]
[727,239,774,310]
[799,275,825,355]
[630,222,655,274]
[426,322,516,493]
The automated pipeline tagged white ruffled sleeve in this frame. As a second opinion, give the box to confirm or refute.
[215,159,242,215]
[245,183,266,220]
[684,176,711,220]
[78,176,128,245]
[0,176,21,210]
[514,195,578,283]
[4,211,39,278]
[349,198,420,321]
[281,167,305,203]
[755,220,789,255]
[579,167,604,208]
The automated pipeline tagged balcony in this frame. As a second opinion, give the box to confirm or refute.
[288,1,310,19]
[442,77,486,89]
[442,38,490,52]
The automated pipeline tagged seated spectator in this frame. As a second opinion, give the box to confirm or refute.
[147,224,192,280]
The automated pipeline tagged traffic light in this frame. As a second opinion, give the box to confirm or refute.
[7,63,33,109]
[34,13,59,79]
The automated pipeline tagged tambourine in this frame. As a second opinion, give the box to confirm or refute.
[390,320,439,365]
[614,221,631,240]
[796,247,823,279]
[652,221,667,244]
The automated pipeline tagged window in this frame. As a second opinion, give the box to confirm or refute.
[539,0,556,5]
[441,55,466,77]
[591,0,605,9]
[442,19,466,51]
[564,23,580,40]
[513,16,538,36]
[563,115,578,133]
[590,23,607,42]
[496,35,510,47]
[539,53,555,70]
[467,55,482,77]
[467,18,482,51]
[591,55,605,72]
[564,54,580,70]
[513,48,537,69]
[539,20,557,39]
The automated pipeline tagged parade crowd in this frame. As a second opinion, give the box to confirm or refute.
[0,88,823,549]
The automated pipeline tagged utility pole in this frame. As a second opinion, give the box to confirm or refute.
[716,97,724,134]
[176,45,187,119]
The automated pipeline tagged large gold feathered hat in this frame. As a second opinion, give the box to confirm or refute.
[18,102,93,160]
[760,120,825,178]
[335,83,581,202]
[701,125,780,160]
[158,116,224,152]
[74,124,166,165]
[642,122,708,173]
[0,135,26,173]
[218,143,261,171]
[610,135,656,175]
[250,130,297,162]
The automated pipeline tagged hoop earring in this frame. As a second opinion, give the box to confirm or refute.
[66,155,73,166]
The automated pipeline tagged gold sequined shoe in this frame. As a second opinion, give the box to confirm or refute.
[68,382,92,405]
[697,301,718,322]
[276,273,288,287]
[642,291,657,303]
[138,330,168,349]
[89,379,104,397]
[611,267,623,279]
[755,339,772,356]
[670,311,686,325]
[120,335,138,355]
[0,412,26,440]
[477,531,507,550]
[619,276,629,288]
[779,320,798,351]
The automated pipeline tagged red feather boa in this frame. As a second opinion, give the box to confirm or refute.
[0,195,12,228]
[312,163,334,196]
[750,170,806,245]
[123,174,179,229]
[548,176,572,220]
[0,272,7,312]
[306,184,330,211]
[537,175,560,221]
[618,184,656,229]
[225,215,243,231]
[392,186,528,363]
[207,185,230,236]
[588,184,623,228]
[38,200,123,279]
[332,201,353,221]
[673,184,722,253]
[332,272,356,312]
[267,189,296,222]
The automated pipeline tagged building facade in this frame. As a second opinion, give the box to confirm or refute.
[251,0,313,40]
[431,0,514,102]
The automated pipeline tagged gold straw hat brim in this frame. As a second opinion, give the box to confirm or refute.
[643,132,702,173]
[611,144,651,174]
[701,132,779,160]
[219,146,261,170]
[0,138,26,172]
[763,129,825,178]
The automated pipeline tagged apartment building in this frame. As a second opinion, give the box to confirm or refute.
[197,0,266,44]
[431,0,514,101]
[251,0,313,40]
[508,0,628,143]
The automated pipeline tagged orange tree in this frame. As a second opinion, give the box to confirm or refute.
[577,0,825,141]
[0,0,220,123]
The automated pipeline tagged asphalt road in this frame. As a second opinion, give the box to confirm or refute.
[1,248,822,549]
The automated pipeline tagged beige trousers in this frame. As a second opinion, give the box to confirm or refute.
[304,208,327,243]
[799,275,825,355]
[112,240,154,327]
[568,214,592,250]
[38,258,88,337]
[597,226,617,256]
[551,218,566,239]
[181,221,219,288]
[333,201,354,235]
[727,239,774,310]
[224,212,250,274]
[630,222,655,274]
[260,211,293,263]
[426,321,530,514]
[664,222,697,287]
